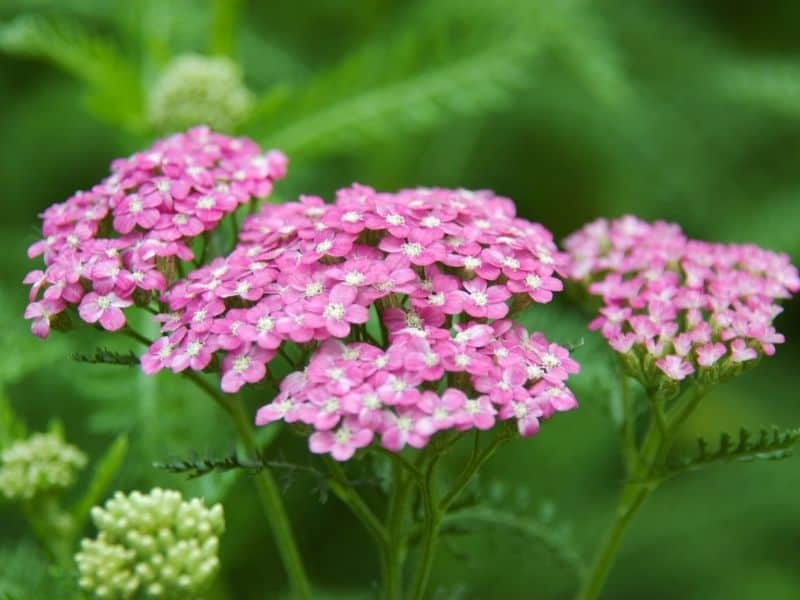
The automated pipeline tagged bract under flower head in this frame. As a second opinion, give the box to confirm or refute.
[564,215,800,388]
[146,183,579,459]
[23,127,287,337]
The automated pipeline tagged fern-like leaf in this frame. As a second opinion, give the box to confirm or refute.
[72,347,139,367]
[438,505,585,576]
[659,426,800,479]
[246,13,541,158]
[0,15,143,128]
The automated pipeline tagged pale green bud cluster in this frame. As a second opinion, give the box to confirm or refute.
[0,432,87,500]
[76,488,225,599]
[148,54,253,133]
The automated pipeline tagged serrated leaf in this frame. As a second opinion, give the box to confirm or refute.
[247,11,542,158]
[439,505,585,576]
[659,426,800,479]
[0,540,81,600]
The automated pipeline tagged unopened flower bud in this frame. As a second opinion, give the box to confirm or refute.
[0,432,86,500]
[76,488,225,599]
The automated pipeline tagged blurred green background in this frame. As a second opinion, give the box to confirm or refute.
[1,0,800,598]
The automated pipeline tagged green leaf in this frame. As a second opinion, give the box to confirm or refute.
[0,389,26,451]
[0,540,81,600]
[248,13,542,158]
[439,505,585,576]
[0,15,143,129]
[716,59,800,119]
[70,434,128,533]
[659,426,800,480]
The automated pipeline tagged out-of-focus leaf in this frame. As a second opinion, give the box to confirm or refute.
[70,434,128,533]
[248,10,543,158]
[0,390,26,450]
[0,540,81,600]
[0,14,143,129]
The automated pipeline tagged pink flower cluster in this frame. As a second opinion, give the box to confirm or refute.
[565,216,800,383]
[256,325,577,460]
[142,183,578,458]
[23,127,287,337]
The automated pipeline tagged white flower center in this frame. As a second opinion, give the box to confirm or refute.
[156,180,170,193]
[323,398,339,413]
[315,239,333,254]
[391,378,407,393]
[525,274,542,289]
[542,353,559,369]
[421,215,441,228]
[427,292,445,306]
[405,311,423,329]
[257,316,274,333]
[465,399,480,414]
[401,242,423,258]
[324,303,345,320]
[386,214,405,226]
[129,197,143,213]
[454,353,470,368]
[305,281,323,297]
[198,196,215,210]
[342,211,361,223]
[233,356,251,374]
[97,295,112,309]
[186,341,203,357]
[463,256,481,270]
[503,256,520,270]
[306,207,325,218]
[470,291,488,307]
[334,427,351,444]
[344,271,365,286]
[363,393,381,409]
[343,348,360,360]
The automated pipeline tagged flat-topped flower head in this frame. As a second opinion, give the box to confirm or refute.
[23,127,286,338]
[139,183,578,459]
[565,215,800,390]
[0,432,87,500]
[75,488,224,599]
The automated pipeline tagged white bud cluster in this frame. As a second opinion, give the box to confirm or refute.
[148,54,254,133]
[0,432,87,500]
[75,488,225,599]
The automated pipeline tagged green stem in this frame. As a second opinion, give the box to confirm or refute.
[439,429,510,512]
[576,386,709,600]
[110,317,312,595]
[409,454,442,600]
[383,462,414,600]
[325,459,389,549]
[226,395,313,599]
[574,481,653,600]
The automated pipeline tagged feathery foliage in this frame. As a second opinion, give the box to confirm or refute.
[0,15,143,128]
[660,427,800,480]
